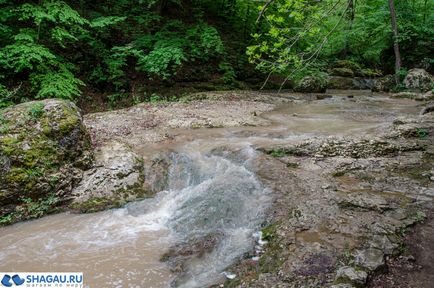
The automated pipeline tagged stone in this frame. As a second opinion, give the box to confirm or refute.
[354,248,385,271]
[294,76,327,93]
[0,99,93,224]
[71,141,149,212]
[403,68,434,92]
[391,92,421,100]
[335,266,367,286]
[333,60,362,73]
[331,68,354,77]
[338,193,390,212]
[327,76,354,90]
[330,285,355,288]
[369,235,398,255]
[372,75,396,92]
[420,102,434,115]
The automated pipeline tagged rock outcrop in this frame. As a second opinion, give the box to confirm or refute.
[372,75,396,92]
[294,76,327,93]
[0,99,93,224]
[71,141,170,212]
[403,68,434,92]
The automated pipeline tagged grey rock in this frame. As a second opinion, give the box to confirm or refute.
[354,248,385,271]
[372,75,396,92]
[339,193,390,212]
[335,266,367,285]
[404,68,434,92]
[294,76,327,93]
[421,102,434,115]
[330,284,356,288]
[71,141,149,212]
[0,99,93,222]
[369,235,398,255]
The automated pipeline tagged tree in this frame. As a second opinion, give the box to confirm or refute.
[388,0,402,83]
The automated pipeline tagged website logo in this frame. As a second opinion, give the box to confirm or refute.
[0,273,83,287]
[1,275,24,287]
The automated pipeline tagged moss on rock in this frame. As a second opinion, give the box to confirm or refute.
[0,99,93,225]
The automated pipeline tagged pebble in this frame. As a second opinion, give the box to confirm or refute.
[222,272,236,280]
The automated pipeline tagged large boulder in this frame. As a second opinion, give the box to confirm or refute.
[294,76,327,93]
[0,99,93,224]
[328,76,375,90]
[372,75,396,92]
[327,76,354,90]
[403,68,434,92]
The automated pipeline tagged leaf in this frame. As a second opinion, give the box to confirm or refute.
[90,16,127,28]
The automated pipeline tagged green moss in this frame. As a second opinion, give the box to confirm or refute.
[259,223,286,273]
[332,170,346,177]
[262,222,280,241]
[70,197,127,213]
[269,149,286,158]
[28,102,45,119]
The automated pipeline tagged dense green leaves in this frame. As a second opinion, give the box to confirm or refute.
[249,0,434,80]
[0,0,432,105]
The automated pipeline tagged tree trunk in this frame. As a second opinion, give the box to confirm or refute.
[342,0,355,58]
[388,0,402,84]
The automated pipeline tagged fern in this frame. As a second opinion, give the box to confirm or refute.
[90,16,126,29]
[0,42,56,72]
[137,46,186,79]
[30,68,84,100]
[187,24,224,61]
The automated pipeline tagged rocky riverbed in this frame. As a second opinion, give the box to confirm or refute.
[1,90,433,287]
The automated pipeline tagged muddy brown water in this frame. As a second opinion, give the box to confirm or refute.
[0,92,420,287]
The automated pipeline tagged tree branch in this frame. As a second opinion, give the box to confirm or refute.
[256,0,276,23]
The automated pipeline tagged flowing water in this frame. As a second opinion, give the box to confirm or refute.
[0,92,420,287]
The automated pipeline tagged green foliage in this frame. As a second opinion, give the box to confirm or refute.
[415,127,428,139]
[30,69,85,99]
[138,46,186,79]
[90,16,126,28]
[187,24,224,60]
[249,0,434,77]
[0,41,56,72]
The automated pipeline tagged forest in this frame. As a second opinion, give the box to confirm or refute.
[0,0,432,110]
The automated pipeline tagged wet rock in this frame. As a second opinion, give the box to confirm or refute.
[142,153,171,193]
[338,193,390,212]
[391,91,421,100]
[294,76,327,93]
[335,266,367,286]
[263,137,423,159]
[420,102,434,115]
[0,99,93,224]
[353,78,376,90]
[328,77,376,90]
[403,68,434,92]
[354,248,385,271]
[372,75,396,92]
[327,76,354,90]
[71,141,150,212]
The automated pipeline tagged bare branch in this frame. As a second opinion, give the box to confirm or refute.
[256,0,276,23]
